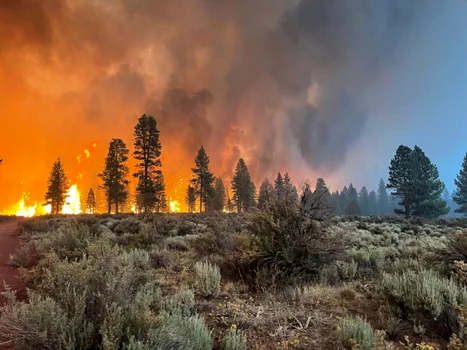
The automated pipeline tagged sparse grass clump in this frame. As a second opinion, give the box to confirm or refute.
[195,261,221,298]
[340,316,375,350]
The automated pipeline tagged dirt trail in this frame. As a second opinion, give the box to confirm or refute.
[0,219,26,303]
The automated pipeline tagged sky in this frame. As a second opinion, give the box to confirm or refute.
[0,0,466,212]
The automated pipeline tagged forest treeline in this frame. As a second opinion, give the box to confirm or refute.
[10,114,466,218]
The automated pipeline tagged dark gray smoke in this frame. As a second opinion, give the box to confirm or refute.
[0,0,438,183]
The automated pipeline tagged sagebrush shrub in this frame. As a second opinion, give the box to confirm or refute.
[1,239,159,349]
[340,316,375,350]
[220,328,247,350]
[250,188,346,289]
[382,269,467,338]
[195,261,221,298]
[8,245,31,268]
[143,313,213,350]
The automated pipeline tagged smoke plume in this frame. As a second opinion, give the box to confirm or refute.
[0,0,450,209]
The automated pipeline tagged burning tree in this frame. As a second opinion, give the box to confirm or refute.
[85,188,96,214]
[99,139,129,214]
[133,114,165,213]
[231,158,256,212]
[190,146,215,212]
[44,158,69,215]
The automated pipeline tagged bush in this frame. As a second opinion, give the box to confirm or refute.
[0,289,93,350]
[438,233,467,265]
[195,261,221,298]
[3,239,159,348]
[340,316,375,350]
[250,188,346,289]
[143,313,213,350]
[221,328,247,350]
[8,245,32,268]
[381,269,467,337]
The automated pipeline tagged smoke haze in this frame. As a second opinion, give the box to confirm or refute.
[0,0,466,210]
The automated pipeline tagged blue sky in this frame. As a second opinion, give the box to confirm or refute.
[338,1,467,193]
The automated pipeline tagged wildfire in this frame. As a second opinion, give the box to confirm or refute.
[62,185,82,214]
[169,199,181,213]
[15,193,36,217]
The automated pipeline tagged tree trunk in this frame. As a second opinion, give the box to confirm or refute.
[199,180,203,213]
[404,197,410,219]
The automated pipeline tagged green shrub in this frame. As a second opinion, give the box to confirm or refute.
[195,261,221,298]
[3,239,159,348]
[438,233,467,265]
[0,289,93,350]
[162,289,195,316]
[340,316,375,350]
[382,269,467,337]
[250,188,346,289]
[8,245,32,268]
[143,313,213,350]
[220,328,247,350]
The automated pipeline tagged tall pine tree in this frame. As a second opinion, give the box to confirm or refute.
[85,188,96,214]
[387,145,448,219]
[185,185,197,213]
[133,114,164,213]
[274,172,285,200]
[99,139,129,214]
[377,178,390,215]
[368,190,378,216]
[212,177,226,211]
[358,186,370,216]
[44,158,69,215]
[257,178,275,209]
[454,153,467,214]
[231,158,256,212]
[190,146,215,212]
[283,173,298,205]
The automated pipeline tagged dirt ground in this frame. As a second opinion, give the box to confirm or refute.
[0,219,26,350]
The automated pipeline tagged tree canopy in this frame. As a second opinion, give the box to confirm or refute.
[387,145,448,219]
[44,158,69,215]
[190,146,215,212]
[454,153,467,214]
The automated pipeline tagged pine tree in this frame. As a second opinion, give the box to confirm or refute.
[133,114,164,213]
[190,146,215,212]
[283,173,298,205]
[348,183,358,204]
[185,185,197,213]
[99,139,129,214]
[345,200,361,216]
[387,145,448,219]
[377,178,390,215]
[212,177,226,211]
[454,153,467,214]
[85,188,96,214]
[274,172,285,201]
[226,196,234,212]
[358,186,370,216]
[231,158,256,212]
[368,190,378,216]
[154,172,167,213]
[331,191,340,214]
[338,186,349,215]
[257,178,275,209]
[44,158,69,215]
[315,178,329,193]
